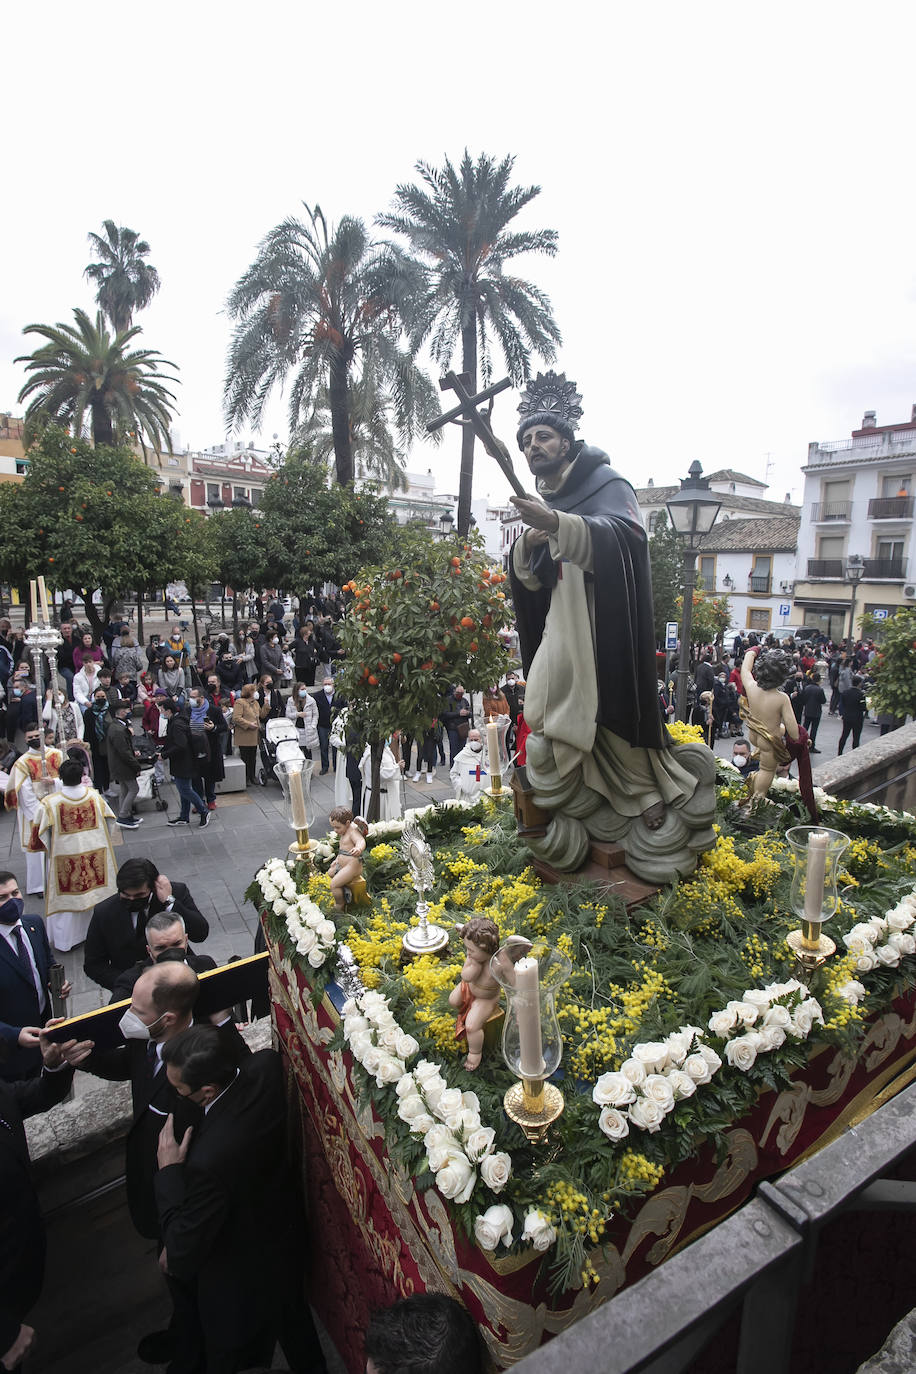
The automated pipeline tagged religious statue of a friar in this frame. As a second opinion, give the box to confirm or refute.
[507,372,717,884]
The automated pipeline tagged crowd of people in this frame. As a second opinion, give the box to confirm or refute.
[669,629,886,761]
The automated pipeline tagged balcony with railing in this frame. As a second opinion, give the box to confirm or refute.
[863,557,908,580]
[748,574,772,594]
[810,500,852,522]
[868,495,914,520]
[806,559,844,578]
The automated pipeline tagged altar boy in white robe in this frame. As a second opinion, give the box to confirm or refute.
[359,742,403,822]
[37,758,117,951]
[4,729,63,894]
[450,730,490,803]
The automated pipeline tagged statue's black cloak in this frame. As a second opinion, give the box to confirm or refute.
[509,443,668,753]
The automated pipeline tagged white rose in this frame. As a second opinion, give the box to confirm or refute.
[620,1058,648,1088]
[474,1203,514,1250]
[375,1056,406,1086]
[348,1030,373,1059]
[664,1031,691,1066]
[427,1138,463,1172]
[854,949,878,973]
[845,926,878,950]
[888,932,916,957]
[434,1087,465,1121]
[724,1032,762,1071]
[521,1209,557,1252]
[345,1014,369,1036]
[410,1113,436,1135]
[666,1069,697,1100]
[628,1096,666,1133]
[445,1108,481,1138]
[361,1046,382,1075]
[341,998,357,1017]
[461,1091,481,1115]
[707,1007,739,1038]
[370,1009,397,1031]
[273,899,289,916]
[699,1045,723,1073]
[764,979,804,999]
[836,980,866,1005]
[414,1061,444,1092]
[317,919,337,942]
[725,1000,759,1028]
[480,1151,512,1193]
[378,1027,401,1053]
[592,1073,637,1108]
[758,1025,786,1052]
[886,908,915,931]
[875,944,901,968]
[424,1124,455,1154]
[295,929,317,955]
[632,1042,669,1074]
[397,1093,427,1125]
[260,881,278,902]
[643,1074,676,1113]
[424,1081,446,1112]
[305,911,323,930]
[678,1023,705,1042]
[743,989,771,1011]
[869,918,889,941]
[395,1073,416,1098]
[307,946,326,968]
[395,1032,420,1061]
[684,1052,714,1085]
[360,991,386,1009]
[465,1127,496,1162]
[763,1005,792,1030]
[436,1152,476,1205]
[598,1106,630,1141]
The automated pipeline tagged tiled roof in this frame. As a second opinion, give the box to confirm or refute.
[704,469,767,487]
[636,486,800,517]
[698,515,800,553]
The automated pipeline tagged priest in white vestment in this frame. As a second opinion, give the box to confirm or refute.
[37,758,117,950]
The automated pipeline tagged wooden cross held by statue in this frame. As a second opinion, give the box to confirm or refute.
[427,372,529,499]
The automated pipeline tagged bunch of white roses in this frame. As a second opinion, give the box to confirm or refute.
[256,859,337,969]
[395,1058,513,1207]
[342,991,420,1088]
[842,888,916,978]
[706,979,824,1071]
[592,1026,721,1139]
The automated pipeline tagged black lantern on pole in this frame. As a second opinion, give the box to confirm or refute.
[665,461,722,722]
[844,553,866,647]
[438,509,455,539]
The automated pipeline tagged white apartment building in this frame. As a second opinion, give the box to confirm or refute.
[793,409,916,640]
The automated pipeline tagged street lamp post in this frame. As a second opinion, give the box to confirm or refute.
[438,510,455,539]
[666,461,722,722]
[844,553,866,647]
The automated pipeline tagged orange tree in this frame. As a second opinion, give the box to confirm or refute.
[334,526,514,819]
[862,607,916,722]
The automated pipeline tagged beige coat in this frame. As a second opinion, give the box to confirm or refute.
[231,695,261,747]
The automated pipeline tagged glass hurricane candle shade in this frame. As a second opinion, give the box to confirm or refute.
[485,715,514,790]
[489,942,571,1080]
[785,826,849,928]
[274,754,316,838]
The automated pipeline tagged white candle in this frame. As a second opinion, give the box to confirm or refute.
[805,830,829,923]
[29,581,38,623]
[288,768,309,830]
[37,576,50,625]
[514,955,544,1077]
[486,720,501,783]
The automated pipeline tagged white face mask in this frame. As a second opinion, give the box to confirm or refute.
[469,741,483,752]
[324,686,333,695]
[732,754,748,767]
[118,1008,165,1042]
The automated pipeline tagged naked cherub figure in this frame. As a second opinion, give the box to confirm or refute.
[739,647,799,804]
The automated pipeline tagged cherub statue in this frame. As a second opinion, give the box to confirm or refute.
[328,806,369,911]
[739,647,799,804]
[449,918,502,1072]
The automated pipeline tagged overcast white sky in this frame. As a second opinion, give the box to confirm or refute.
[4,2,916,510]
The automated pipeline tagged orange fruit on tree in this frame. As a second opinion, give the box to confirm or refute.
[469,641,478,651]
[450,556,461,567]
[392,653,402,664]
[460,616,475,629]
[421,661,433,670]
[368,674,379,686]
[429,600,440,611]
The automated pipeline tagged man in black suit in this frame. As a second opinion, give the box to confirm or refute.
[0,872,71,1082]
[0,1025,91,1372]
[110,911,217,1004]
[84,857,209,989]
[313,677,343,775]
[157,1027,326,1374]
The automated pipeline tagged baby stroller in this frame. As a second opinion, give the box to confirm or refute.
[257,718,301,787]
[134,731,168,812]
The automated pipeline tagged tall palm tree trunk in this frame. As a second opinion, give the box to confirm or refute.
[89,396,114,446]
[457,321,477,535]
[328,352,354,486]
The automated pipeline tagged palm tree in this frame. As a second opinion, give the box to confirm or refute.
[16,308,179,457]
[224,203,438,487]
[378,151,562,533]
[293,374,409,489]
[84,221,162,334]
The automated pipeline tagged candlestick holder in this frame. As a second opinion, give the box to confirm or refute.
[484,714,514,798]
[400,822,449,955]
[274,750,317,862]
[784,825,849,980]
[24,619,64,755]
[491,940,570,1145]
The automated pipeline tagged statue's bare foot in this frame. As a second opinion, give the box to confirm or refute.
[642,801,666,830]
[464,1051,482,1071]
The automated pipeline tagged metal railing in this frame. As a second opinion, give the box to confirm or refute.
[863,557,907,580]
[514,1079,916,1374]
[806,559,844,578]
[810,501,852,521]
[868,496,914,520]
[748,575,772,594]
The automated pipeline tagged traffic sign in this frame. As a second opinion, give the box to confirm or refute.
[665,621,678,651]
[873,609,889,620]
[778,603,791,617]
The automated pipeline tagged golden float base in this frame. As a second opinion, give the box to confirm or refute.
[786,926,836,981]
[504,1079,565,1144]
